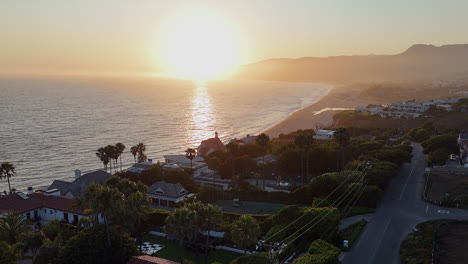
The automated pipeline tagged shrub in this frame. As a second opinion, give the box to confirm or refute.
[230,254,273,264]
[146,209,171,227]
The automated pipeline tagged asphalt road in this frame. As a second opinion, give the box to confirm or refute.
[343,143,468,264]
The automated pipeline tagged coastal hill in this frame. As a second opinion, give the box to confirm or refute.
[234,44,468,84]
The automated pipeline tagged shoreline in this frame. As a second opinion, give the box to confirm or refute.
[263,84,378,138]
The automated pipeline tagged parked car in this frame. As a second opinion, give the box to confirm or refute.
[449,154,458,161]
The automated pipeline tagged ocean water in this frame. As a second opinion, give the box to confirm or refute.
[0,76,330,192]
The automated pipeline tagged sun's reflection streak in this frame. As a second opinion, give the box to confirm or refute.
[187,81,215,147]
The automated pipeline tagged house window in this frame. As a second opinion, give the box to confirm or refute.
[73,215,78,224]
[26,212,31,219]
[34,210,38,219]
[155,190,164,195]
[63,212,69,222]
[50,210,53,214]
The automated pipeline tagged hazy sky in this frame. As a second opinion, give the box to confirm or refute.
[2,0,468,75]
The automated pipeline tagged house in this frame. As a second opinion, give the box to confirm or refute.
[148,181,192,208]
[458,133,468,164]
[47,169,111,198]
[387,102,430,113]
[127,256,180,264]
[0,191,88,226]
[255,154,278,165]
[197,132,226,158]
[313,130,335,140]
[127,160,155,174]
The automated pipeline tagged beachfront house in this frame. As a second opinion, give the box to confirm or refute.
[0,190,88,226]
[148,181,192,209]
[314,130,335,140]
[197,132,226,158]
[47,169,111,198]
[126,160,155,174]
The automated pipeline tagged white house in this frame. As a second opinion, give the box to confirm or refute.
[314,130,335,140]
[0,190,88,227]
[147,181,193,208]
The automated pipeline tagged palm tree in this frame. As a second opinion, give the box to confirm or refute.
[96,148,110,173]
[127,191,153,254]
[79,184,120,246]
[20,232,44,262]
[185,148,197,169]
[116,143,126,172]
[164,207,199,263]
[0,162,16,194]
[334,128,350,171]
[105,145,119,174]
[130,146,138,163]
[256,133,270,189]
[0,213,31,244]
[132,143,147,163]
[229,215,260,254]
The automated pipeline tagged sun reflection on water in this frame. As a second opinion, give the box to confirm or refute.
[188,81,216,147]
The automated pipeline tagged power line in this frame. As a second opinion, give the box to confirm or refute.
[264,165,363,242]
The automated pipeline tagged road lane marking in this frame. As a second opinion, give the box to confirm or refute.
[426,205,429,213]
[367,217,392,264]
[399,163,416,200]
[438,209,450,214]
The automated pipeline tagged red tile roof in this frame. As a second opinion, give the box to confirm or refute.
[0,192,84,214]
[127,256,180,264]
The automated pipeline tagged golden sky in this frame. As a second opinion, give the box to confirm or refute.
[2,0,468,77]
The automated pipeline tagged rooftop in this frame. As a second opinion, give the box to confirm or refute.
[127,256,180,264]
[148,181,188,198]
[0,192,84,214]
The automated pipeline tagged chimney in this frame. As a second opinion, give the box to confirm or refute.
[74,169,81,180]
[215,131,218,138]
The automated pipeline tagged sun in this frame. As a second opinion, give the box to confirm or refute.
[158,9,243,80]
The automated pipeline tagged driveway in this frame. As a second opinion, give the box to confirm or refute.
[343,143,468,264]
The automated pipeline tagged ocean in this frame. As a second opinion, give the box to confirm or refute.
[0,76,330,192]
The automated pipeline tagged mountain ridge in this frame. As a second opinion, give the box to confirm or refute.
[234,44,468,84]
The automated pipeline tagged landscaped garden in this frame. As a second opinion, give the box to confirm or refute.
[144,234,242,264]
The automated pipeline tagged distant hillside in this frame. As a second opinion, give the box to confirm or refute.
[234,44,468,84]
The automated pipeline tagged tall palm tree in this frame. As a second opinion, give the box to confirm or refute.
[132,143,147,163]
[130,146,138,163]
[164,207,199,264]
[334,128,350,171]
[256,133,270,189]
[0,162,16,194]
[127,191,153,254]
[20,231,44,262]
[0,213,31,244]
[116,143,126,172]
[229,215,260,254]
[105,145,119,174]
[96,148,110,173]
[185,148,197,169]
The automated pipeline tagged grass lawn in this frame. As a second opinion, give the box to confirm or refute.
[340,220,367,249]
[214,200,287,214]
[143,234,242,264]
[426,172,468,207]
[340,206,375,218]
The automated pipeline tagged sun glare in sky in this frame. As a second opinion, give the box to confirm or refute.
[157,8,245,80]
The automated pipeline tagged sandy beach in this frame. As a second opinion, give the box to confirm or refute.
[264,84,380,138]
